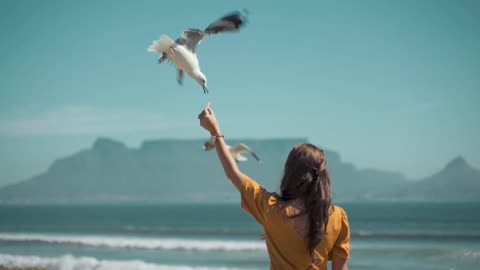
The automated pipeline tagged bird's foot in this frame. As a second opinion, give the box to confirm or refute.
[157,53,168,64]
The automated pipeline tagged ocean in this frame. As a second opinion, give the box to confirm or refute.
[0,202,479,270]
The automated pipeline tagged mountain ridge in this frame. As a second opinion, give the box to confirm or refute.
[0,137,478,203]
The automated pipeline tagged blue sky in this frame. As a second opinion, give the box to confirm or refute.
[0,0,479,186]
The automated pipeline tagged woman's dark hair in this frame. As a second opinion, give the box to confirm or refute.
[280,144,332,256]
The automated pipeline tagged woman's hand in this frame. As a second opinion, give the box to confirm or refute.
[198,103,221,135]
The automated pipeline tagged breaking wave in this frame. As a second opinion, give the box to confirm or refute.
[0,233,266,252]
[0,253,252,270]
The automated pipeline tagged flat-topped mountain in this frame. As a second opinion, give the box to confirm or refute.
[0,138,478,203]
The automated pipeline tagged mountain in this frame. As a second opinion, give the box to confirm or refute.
[0,138,478,203]
[385,156,480,201]
[0,138,310,203]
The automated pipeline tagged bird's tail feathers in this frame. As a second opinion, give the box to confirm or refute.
[147,35,174,53]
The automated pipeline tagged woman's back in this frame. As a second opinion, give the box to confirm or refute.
[241,175,350,270]
[198,106,350,269]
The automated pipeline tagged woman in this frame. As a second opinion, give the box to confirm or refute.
[198,106,350,270]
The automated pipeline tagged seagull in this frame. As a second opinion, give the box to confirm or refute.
[203,137,262,163]
[147,11,247,94]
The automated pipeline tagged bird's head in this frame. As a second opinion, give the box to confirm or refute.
[203,140,215,151]
[194,71,208,94]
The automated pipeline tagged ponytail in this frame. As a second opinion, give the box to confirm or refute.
[304,167,332,255]
[280,144,333,257]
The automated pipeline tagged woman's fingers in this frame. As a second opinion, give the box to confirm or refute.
[197,111,206,119]
[197,102,216,134]
[199,102,210,118]
[198,108,214,120]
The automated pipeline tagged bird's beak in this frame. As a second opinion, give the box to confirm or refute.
[202,85,208,94]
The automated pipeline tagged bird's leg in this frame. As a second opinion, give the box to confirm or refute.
[157,53,168,64]
[161,47,175,63]
[177,69,184,85]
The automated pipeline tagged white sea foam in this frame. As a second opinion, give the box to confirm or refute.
[0,233,266,252]
[0,253,252,270]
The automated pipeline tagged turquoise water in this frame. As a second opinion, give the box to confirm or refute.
[0,203,479,269]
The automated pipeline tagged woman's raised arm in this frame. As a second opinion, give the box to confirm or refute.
[198,104,245,191]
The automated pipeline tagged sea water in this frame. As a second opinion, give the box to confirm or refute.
[0,202,479,270]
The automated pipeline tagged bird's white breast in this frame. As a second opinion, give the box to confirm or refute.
[169,46,200,74]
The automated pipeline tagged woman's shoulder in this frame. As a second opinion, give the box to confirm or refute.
[329,205,348,221]
[332,205,346,214]
[242,175,282,204]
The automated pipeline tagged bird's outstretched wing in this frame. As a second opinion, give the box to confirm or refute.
[204,11,247,35]
[230,144,262,163]
[176,11,246,53]
[177,29,205,54]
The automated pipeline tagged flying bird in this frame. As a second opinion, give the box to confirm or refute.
[203,137,262,163]
[147,11,247,94]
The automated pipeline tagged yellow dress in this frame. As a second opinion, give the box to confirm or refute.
[240,175,350,270]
